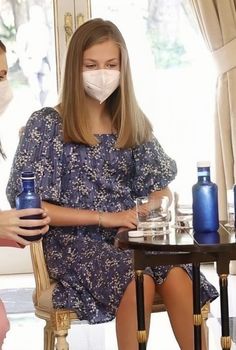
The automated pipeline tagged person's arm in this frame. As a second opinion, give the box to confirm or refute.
[6,109,65,209]
[0,208,50,246]
[42,201,137,230]
[132,136,177,201]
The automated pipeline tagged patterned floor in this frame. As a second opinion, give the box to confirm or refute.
[1,264,236,350]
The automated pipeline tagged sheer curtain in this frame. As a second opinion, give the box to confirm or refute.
[189,0,236,220]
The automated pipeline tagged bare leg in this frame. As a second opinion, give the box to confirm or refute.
[157,267,207,350]
[116,275,155,350]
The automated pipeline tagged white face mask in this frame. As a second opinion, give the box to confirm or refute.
[0,80,13,115]
[83,69,120,104]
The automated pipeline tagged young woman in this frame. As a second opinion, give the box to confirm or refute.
[0,39,50,349]
[6,19,218,349]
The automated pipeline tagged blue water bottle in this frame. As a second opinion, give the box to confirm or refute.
[192,161,219,233]
[15,171,42,241]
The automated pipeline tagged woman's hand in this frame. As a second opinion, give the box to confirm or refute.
[0,208,50,246]
[100,208,137,230]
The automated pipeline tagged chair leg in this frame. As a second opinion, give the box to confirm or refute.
[44,320,55,350]
[201,302,210,350]
[51,310,71,350]
[55,330,69,350]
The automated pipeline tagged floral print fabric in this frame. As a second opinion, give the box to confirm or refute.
[6,107,218,324]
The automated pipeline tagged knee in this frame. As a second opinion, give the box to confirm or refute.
[166,267,191,285]
[158,267,192,300]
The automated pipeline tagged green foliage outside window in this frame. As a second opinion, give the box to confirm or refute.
[147,30,188,69]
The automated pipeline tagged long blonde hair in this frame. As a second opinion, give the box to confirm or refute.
[59,18,153,148]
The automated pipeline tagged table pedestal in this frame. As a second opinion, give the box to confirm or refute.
[192,263,202,350]
[135,271,147,350]
[115,224,236,350]
[134,263,232,350]
[217,258,231,350]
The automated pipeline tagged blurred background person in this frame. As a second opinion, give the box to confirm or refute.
[0,40,13,115]
[0,39,50,350]
[16,4,51,107]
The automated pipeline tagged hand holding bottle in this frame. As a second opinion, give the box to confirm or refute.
[16,171,49,241]
[0,208,50,246]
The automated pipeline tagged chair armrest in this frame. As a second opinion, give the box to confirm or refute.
[30,240,51,302]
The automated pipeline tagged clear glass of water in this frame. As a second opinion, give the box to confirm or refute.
[174,192,193,230]
[136,195,170,235]
[226,189,235,229]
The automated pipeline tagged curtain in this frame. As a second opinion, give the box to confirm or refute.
[189,0,236,219]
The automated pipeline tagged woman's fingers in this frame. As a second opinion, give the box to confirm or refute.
[41,224,50,234]
[0,208,50,244]
[115,210,137,228]
[14,208,44,217]
[12,235,31,246]
[18,216,50,227]
[17,224,49,236]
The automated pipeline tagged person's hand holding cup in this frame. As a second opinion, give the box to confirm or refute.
[136,195,170,235]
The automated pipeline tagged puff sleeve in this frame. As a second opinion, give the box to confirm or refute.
[131,135,177,197]
[6,107,63,208]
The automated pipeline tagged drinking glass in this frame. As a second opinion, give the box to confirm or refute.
[174,192,193,229]
[136,195,170,235]
[226,189,235,228]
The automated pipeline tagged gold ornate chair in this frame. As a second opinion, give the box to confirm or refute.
[30,240,210,350]
[30,241,78,350]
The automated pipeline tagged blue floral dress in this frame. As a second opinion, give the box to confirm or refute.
[6,107,218,324]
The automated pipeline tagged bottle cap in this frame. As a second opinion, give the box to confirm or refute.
[196,161,210,168]
[21,171,35,179]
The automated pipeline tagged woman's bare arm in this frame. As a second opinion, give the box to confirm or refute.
[42,201,137,229]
